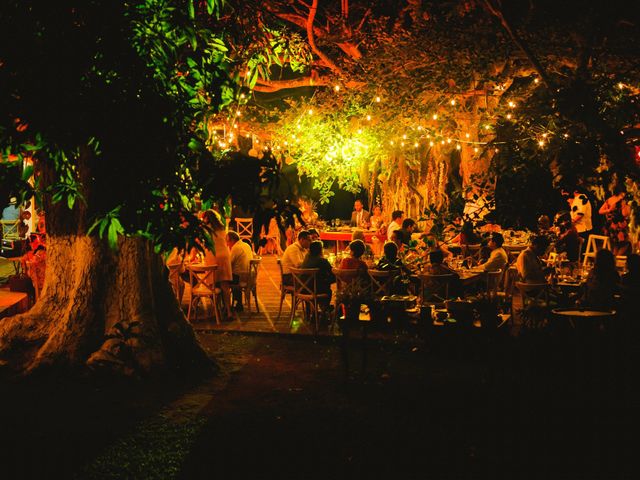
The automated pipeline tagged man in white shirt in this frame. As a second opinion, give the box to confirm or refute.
[226,230,254,311]
[568,189,592,239]
[386,210,404,241]
[479,232,508,272]
[281,230,311,285]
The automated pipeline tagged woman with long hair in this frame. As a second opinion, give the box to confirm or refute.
[201,209,234,320]
[581,249,620,311]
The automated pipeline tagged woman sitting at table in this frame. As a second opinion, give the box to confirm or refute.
[580,249,620,311]
[301,240,335,302]
[339,240,369,276]
[201,209,234,320]
[424,250,462,298]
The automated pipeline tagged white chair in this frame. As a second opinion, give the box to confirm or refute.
[582,234,611,266]
[276,258,294,320]
[289,267,330,334]
[234,217,254,246]
[187,264,221,324]
[234,257,261,313]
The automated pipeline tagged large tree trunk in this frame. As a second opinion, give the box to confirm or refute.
[0,235,210,377]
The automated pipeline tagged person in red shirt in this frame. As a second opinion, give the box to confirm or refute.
[339,240,369,276]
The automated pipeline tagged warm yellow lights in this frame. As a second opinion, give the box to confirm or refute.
[389,140,394,145]
[375,96,381,102]
[432,114,438,120]
[446,138,452,143]
[506,114,512,120]
[308,109,313,115]
[233,123,238,128]
[429,141,434,147]
[450,99,456,106]
[538,140,545,147]
[474,147,479,153]
[236,110,241,116]
[402,134,407,139]
[366,115,372,121]
[563,133,569,138]
[456,144,461,150]
[414,142,419,148]
[465,133,470,138]
[508,101,516,108]
[240,93,246,99]
[534,78,540,84]
[618,82,624,89]
[542,133,548,138]
[334,85,341,92]
[484,125,491,130]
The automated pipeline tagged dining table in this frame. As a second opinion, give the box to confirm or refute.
[320,229,378,254]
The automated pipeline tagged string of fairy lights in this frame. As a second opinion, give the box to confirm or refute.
[207,78,634,158]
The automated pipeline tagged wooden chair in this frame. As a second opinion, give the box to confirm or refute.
[289,267,330,334]
[276,258,295,320]
[1,219,21,240]
[187,264,221,324]
[234,217,254,246]
[368,269,395,299]
[332,268,361,291]
[484,269,503,300]
[166,262,185,305]
[582,234,611,266]
[234,257,261,313]
[514,281,549,329]
[419,273,455,306]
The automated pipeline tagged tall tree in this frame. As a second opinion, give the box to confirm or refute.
[0,0,263,376]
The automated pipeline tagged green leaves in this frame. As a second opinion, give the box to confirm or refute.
[88,206,126,250]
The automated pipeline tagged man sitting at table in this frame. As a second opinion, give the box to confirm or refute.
[477,232,508,272]
[281,230,311,285]
[425,250,462,298]
[301,240,335,301]
[516,235,550,283]
[399,218,417,247]
[350,199,370,228]
[387,210,404,241]
[307,228,320,241]
[227,230,254,311]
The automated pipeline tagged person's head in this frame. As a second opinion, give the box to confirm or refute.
[537,215,551,231]
[626,254,640,277]
[530,235,550,256]
[488,232,504,249]
[554,211,572,230]
[226,230,240,247]
[307,228,320,241]
[351,229,365,242]
[383,241,398,260]
[349,239,366,259]
[401,218,416,232]
[391,229,404,247]
[354,199,364,212]
[429,249,444,265]
[202,210,224,231]
[308,240,324,257]
[391,210,404,222]
[9,196,17,205]
[593,249,617,279]
[373,205,382,216]
[297,230,311,248]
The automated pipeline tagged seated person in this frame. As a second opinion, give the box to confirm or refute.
[307,228,320,242]
[390,229,404,252]
[477,232,508,272]
[227,230,254,311]
[424,249,462,298]
[301,240,335,300]
[516,235,551,283]
[281,230,311,286]
[580,249,620,311]
[339,239,369,275]
[398,218,417,247]
[343,229,373,257]
[376,241,405,271]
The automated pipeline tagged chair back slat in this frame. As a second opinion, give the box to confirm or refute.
[188,264,217,293]
[234,217,254,242]
[289,267,319,297]
[419,273,455,303]
[369,269,395,298]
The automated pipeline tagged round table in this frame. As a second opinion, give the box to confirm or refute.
[552,308,616,329]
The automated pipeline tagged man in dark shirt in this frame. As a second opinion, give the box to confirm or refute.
[301,240,335,299]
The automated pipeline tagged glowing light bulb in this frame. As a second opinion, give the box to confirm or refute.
[366,115,371,121]
[334,85,340,92]
[474,147,479,153]
[402,134,407,140]
[429,141,434,147]
[542,133,548,138]
[446,138,452,144]
[432,114,438,120]
[357,129,362,134]
[494,148,499,153]
[456,144,461,150]
[506,114,512,120]
[401,142,405,147]
[308,109,313,115]
[484,125,491,130]
[441,140,445,145]
[618,82,624,89]
[414,142,419,148]
[389,140,394,145]
[233,123,238,128]
[508,101,515,108]
[538,140,545,147]
[465,133,470,138]
[284,141,288,146]
[450,99,456,106]
[236,110,241,116]
[563,133,569,138]
[534,78,540,84]
[240,93,246,100]
[375,96,381,102]
[417,126,423,131]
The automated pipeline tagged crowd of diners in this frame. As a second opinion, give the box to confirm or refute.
[277,189,639,317]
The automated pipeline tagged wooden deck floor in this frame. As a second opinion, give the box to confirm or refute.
[183,254,330,336]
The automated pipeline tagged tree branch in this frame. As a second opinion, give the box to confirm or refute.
[483,0,554,90]
[306,0,343,75]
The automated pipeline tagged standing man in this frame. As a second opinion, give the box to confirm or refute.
[568,188,592,240]
[350,200,370,228]
[226,230,254,311]
[387,210,404,241]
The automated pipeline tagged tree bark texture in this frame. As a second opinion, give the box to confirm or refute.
[0,235,210,377]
